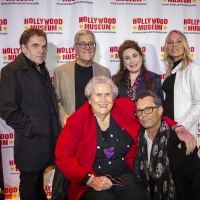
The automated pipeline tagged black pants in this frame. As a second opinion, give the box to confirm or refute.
[19,170,48,200]
[80,173,148,200]
[51,167,69,200]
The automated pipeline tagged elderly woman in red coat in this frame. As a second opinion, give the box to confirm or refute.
[55,75,149,200]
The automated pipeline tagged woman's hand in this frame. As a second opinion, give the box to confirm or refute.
[88,176,113,191]
[61,114,69,128]
[174,125,197,155]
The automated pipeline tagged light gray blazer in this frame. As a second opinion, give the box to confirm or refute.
[53,60,110,124]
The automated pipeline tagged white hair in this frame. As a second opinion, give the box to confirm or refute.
[85,75,118,99]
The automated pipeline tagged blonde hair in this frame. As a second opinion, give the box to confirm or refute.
[164,30,191,78]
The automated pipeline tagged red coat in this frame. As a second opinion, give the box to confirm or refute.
[55,98,176,200]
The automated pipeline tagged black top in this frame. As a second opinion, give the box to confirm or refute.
[80,116,133,185]
[93,116,133,177]
[75,62,93,111]
[162,59,182,119]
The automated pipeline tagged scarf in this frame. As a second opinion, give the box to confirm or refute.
[126,74,141,101]
[134,121,175,200]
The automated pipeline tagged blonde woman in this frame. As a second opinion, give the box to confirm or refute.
[163,30,200,146]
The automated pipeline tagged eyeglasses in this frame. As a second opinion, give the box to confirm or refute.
[134,106,160,117]
[76,42,96,49]
[105,174,124,186]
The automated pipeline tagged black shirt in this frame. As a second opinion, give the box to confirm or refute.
[93,116,133,177]
[163,59,182,119]
[75,62,93,111]
[80,116,133,185]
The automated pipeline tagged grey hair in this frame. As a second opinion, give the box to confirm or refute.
[135,90,162,107]
[74,29,96,44]
[85,75,118,99]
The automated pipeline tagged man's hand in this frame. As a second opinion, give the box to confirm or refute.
[90,176,112,191]
[175,126,197,155]
[61,115,69,128]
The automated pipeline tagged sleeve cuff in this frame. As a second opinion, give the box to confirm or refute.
[79,173,93,186]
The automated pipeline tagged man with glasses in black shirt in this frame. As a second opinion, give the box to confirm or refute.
[53,29,110,128]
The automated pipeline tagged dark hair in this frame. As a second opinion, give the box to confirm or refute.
[135,90,162,107]
[19,28,47,46]
[112,40,153,90]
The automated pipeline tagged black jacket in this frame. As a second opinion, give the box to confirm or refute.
[168,131,200,200]
[0,53,61,171]
[116,71,164,103]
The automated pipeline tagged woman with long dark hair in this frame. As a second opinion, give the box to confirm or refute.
[113,40,164,103]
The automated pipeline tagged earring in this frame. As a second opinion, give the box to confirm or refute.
[124,67,126,70]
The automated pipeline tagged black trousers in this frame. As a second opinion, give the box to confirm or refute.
[51,167,69,200]
[80,173,148,200]
[19,170,48,200]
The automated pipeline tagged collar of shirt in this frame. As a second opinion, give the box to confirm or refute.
[144,130,153,163]
[22,53,46,69]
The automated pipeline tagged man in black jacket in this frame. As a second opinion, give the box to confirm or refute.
[0,28,61,200]
[134,90,200,200]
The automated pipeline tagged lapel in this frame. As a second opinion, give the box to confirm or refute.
[168,139,186,174]
[137,76,146,92]
[63,61,75,111]
[26,68,48,95]
[45,69,60,117]
[92,61,100,76]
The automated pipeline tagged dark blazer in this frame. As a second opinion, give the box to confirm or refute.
[135,126,200,200]
[0,53,61,171]
[168,131,200,200]
[117,71,164,103]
